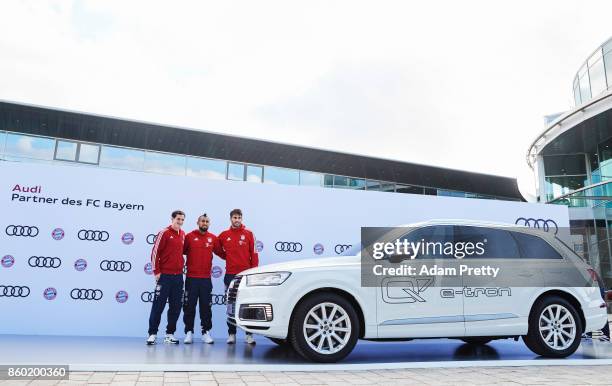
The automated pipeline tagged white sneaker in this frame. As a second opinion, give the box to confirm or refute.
[146,334,156,345]
[164,334,179,344]
[184,331,193,344]
[245,334,256,344]
[202,331,214,344]
[226,334,236,344]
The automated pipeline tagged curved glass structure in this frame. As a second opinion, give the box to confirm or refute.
[529,36,612,287]
[573,37,612,106]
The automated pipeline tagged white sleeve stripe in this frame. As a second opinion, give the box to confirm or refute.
[150,229,166,270]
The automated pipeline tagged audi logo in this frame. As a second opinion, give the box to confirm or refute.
[28,256,62,268]
[99,260,132,272]
[141,291,155,302]
[71,288,103,300]
[275,241,303,252]
[212,293,227,305]
[0,285,30,297]
[5,225,39,237]
[334,244,352,254]
[146,233,157,245]
[78,229,110,242]
[515,217,558,235]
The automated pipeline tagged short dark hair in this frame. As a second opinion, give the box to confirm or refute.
[171,210,185,219]
[198,213,208,221]
[230,209,242,217]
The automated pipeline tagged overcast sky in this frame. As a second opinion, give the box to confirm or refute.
[1,1,611,198]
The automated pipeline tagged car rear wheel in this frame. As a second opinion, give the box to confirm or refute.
[289,292,359,363]
[523,295,582,358]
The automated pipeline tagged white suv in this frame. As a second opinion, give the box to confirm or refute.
[227,221,608,362]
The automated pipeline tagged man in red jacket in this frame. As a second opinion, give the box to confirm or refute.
[182,213,224,344]
[146,210,186,345]
[218,208,259,344]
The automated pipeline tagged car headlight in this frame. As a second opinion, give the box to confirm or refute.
[245,272,291,286]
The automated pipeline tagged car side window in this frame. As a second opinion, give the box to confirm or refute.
[398,225,454,259]
[454,226,520,259]
[510,232,562,259]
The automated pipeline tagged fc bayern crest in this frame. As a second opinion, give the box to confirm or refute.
[1,255,15,268]
[144,262,153,275]
[74,258,88,271]
[51,228,65,240]
[43,287,57,300]
[121,232,134,245]
[256,240,264,252]
[211,265,223,278]
[313,243,325,255]
[115,290,129,303]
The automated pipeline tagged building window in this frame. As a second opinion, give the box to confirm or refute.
[588,57,607,97]
[544,176,587,202]
[396,184,424,195]
[366,180,395,192]
[605,51,612,92]
[54,140,78,161]
[78,143,100,164]
[246,165,263,183]
[299,170,323,186]
[144,151,186,175]
[227,162,245,181]
[438,189,465,197]
[4,133,55,160]
[99,146,145,171]
[543,154,586,176]
[0,131,6,156]
[348,178,366,189]
[186,157,226,180]
[263,166,299,185]
[579,72,591,102]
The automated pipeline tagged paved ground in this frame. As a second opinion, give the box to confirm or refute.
[3,365,612,385]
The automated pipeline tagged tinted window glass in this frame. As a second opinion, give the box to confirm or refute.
[186,157,226,180]
[455,226,520,259]
[511,232,562,259]
[144,151,186,175]
[264,166,299,185]
[99,146,145,171]
[246,165,263,183]
[55,140,77,161]
[78,143,100,164]
[299,171,323,186]
[227,162,245,181]
[399,225,454,259]
[5,133,55,160]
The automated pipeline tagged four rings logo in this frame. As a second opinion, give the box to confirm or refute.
[100,260,132,272]
[515,217,558,235]
[0,285,30,297]
[5,225,39,237]
[71,288,103,300]
[141,291,155,302]
[211,293,226,305]
[28,256,62,268]
[334,244,352,254]
[275,241,303,252]
[146,234,157,245]
[78,229,110,242]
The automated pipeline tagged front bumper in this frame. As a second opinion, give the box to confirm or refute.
[226,276,293,339]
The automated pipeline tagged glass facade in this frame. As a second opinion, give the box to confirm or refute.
[0,130,519,201]
[573,37,612,106]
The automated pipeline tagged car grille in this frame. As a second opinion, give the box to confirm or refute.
[227,275,242,304]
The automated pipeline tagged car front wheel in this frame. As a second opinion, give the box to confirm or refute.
[523,295,582,358]
[289,292,359,362]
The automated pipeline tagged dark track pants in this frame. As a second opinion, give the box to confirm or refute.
[224,274,251,336]
[183,277,213,333]
[148,273,184,335]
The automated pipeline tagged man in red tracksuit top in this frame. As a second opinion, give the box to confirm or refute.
[182,213,225,344]
[146,210,186,345]
[218,208,259,344]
